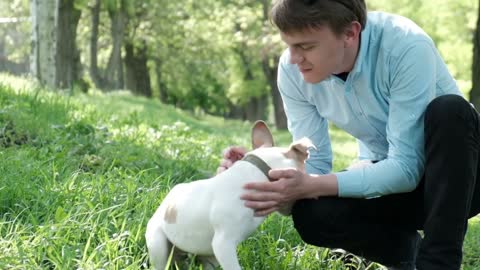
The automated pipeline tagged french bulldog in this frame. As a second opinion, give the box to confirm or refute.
[145,120,314,270]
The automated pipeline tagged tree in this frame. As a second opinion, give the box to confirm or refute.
[30,0,82,90]
[25,0,478,122]
[260,0,287,129]
[125,39,152,97]
[470,0,480,108]
[88,0,104,88]
[30,0,57,88]
[123,1,153,97]
[218,1,274,122]
[104,0,128,89]
[145,0,232,114]
[88,0,130,90]
[56,0,82,89]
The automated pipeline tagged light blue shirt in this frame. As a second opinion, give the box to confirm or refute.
[278,11,462,198]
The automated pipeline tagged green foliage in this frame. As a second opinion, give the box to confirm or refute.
[97,0,478,112]
[3,0,478,114]
[464,218,480,268]
[368,0,478,93]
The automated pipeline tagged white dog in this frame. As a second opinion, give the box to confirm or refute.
[145,121,314,270]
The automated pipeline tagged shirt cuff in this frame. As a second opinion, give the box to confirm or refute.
[335,169,364,198]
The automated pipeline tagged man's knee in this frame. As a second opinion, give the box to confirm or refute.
[291,198,341,246]
[425,94,474,125]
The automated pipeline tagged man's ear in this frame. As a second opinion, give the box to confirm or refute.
[344,21,361,47]
[251,120,274,149]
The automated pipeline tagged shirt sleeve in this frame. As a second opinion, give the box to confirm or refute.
[357,139,376,160]
[277,53,333,175]
[335,41,437,198]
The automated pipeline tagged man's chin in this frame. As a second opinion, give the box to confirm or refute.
[302,74,326,84]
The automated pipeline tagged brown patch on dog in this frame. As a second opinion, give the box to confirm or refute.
[164,203,178,224]
[283,150,306,172]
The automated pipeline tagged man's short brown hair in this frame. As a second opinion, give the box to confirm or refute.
[270,0,367,35]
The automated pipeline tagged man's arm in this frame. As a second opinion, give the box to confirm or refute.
[335,41,438,198]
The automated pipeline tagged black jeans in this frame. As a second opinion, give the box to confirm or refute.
[291,95,480,269]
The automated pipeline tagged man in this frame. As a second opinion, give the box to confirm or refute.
[217,0,480,269]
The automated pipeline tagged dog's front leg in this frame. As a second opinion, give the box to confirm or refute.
[211,232,242,270]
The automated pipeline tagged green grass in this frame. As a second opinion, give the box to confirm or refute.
[0,73,478,269]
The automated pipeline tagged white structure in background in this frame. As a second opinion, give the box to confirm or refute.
[0,17,30,75]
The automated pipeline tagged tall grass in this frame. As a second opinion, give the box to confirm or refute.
[0,73,478,269]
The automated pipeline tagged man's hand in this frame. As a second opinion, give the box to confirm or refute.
[240,168,310,216]
[216,146,247,175]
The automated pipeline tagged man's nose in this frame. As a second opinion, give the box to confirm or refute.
[289,47,304,65]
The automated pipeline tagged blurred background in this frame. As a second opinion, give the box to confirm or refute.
[1,0,479,129]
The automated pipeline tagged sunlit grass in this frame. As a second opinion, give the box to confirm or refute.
[464,217,480,269]
[0,73,478,269]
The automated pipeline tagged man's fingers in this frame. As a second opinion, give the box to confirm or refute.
[223,146,247,159]
[268,168,295,179]
[254,207,277,217]
[244,200,277,210]
[233,151,245,161]
[243,181,278,192]
[220,159,233,168]
[222,148,230,159]
[241,191,279,201]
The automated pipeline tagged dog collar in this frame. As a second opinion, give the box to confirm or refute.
[241,154,274,181]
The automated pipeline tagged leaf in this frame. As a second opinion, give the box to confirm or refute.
[54,206,67,222]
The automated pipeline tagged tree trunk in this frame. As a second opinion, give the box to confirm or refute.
[226,101,245,119]
[470,0,480,108]
[260,0,288,129]
[30,0,57,88]
[245,94,268,122]
[154,58,168,103]
[124,40,152,97]
[262,57,287,129]
[105,7,127,89]
[89,0,105,88]
[124,42,136,92]
[133,41,152,97]
[234,47,268,122]
[55,0,81,89]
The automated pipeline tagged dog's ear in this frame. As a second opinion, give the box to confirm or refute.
[285,138,316,163]
[251,120,274,149]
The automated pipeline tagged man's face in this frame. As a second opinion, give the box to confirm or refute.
[281,26,348,84]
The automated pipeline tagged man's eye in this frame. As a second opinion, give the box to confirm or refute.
[300,45,314,51]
